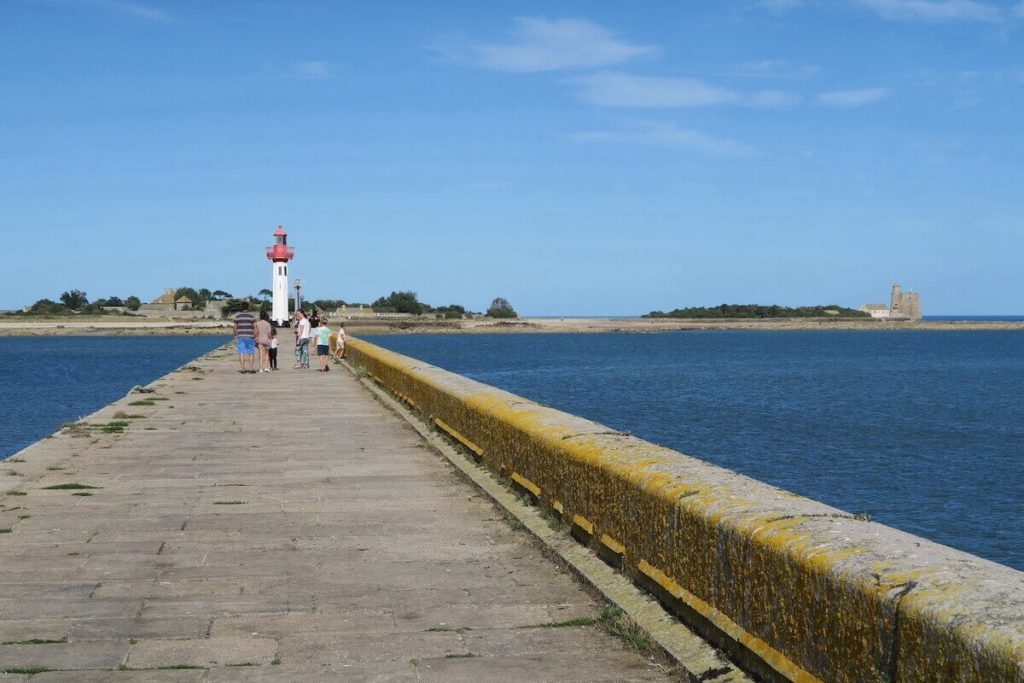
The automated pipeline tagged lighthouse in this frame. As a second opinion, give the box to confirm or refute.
[265,225,295,326]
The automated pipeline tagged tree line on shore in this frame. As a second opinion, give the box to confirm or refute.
[15,288,236,317]
[11,288,518,320]
[363,291,516,319]
[644,304,869,319]
[220,290,517,319]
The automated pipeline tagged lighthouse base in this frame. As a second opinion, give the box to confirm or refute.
[271,260,290,327]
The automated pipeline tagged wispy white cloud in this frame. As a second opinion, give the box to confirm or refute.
[727,60,820,80]
[573,72,739,107]
[294,61,333,80]
[86,0,172,22]
[817,87,891,106]
[434,18,656,72]
[853,0,1003,22]
[573,72,801,109]
[908,66,1024,86]
[572,122,757,158]
[754,0,1014,21]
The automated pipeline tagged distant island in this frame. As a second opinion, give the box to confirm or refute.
[644,304,870,319]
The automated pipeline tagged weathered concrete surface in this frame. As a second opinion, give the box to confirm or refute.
[346,337,1024,683]
[0,342,674,680]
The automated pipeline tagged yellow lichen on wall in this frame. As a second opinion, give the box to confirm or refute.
[346,338,1024,683]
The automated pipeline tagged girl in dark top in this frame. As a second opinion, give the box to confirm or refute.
[268,326,279,370]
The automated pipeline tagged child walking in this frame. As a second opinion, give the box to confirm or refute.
[269,327,279,370]
[314,319,332,372]
[332,322,346,363]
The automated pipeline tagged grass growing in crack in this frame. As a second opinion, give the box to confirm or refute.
[535,506,566,532]
[5,490,26,496]
[113,411,146,419]
[156,664,204,670]
[46,466,64,471]
[128,400,156,407]
[226,662,257,667]
[5,458,25,464]
[17,515,30,519]
[119,664,205,671]
[61,422,92,437]
[496,505,527,532]
[599,605,653,654]
[42,483,100,490]
[520,616,599,629]
[425,626,471,633]
[72,492,93,497]
[271,658,281,665]
[444,653,479,659]
[0,528,11,534]
[128,638,137,645]
[3,667,51,674]
[2,637,67,645]
[213,500,246,505]
[101,421,130,433]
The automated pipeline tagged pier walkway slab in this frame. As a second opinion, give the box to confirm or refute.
[0,341,674,680]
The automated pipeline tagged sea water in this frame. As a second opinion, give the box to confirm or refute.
[0,335,229,460]
[365,331,1024,571]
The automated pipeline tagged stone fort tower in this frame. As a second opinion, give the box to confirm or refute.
[889,283,921,321]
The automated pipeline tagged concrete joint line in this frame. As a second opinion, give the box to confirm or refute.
[344,361,748,683]
[886,581,918,683]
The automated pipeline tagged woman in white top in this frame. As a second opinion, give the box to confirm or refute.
[293,310,311,369]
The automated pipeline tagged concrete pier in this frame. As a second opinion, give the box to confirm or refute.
[346,338,1024,682]
[0,342,674,680]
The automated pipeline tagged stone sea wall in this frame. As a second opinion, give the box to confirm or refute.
[346,337,1024,682]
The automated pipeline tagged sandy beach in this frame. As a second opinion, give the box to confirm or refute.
[2,316,1022,336]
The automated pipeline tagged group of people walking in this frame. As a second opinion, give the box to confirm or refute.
[291,309,345,371]
[232,302,345,374]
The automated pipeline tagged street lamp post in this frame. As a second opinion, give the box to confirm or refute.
[294,278,303,315]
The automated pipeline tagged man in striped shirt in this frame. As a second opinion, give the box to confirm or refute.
[233,301,258,374]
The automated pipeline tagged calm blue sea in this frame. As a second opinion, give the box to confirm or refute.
[365,331,1024,571]
[0,336,229,460]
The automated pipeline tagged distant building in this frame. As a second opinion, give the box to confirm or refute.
[136,289,221,319]
[861,283,922,321]
[861,304,891,319]
[333,304,414,319]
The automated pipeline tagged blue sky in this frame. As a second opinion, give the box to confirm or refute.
[2,0,1023,315]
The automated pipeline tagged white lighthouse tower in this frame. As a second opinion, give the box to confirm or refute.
[265,225,295,326]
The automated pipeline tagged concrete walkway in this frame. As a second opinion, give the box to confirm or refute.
[0,340,674,681]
